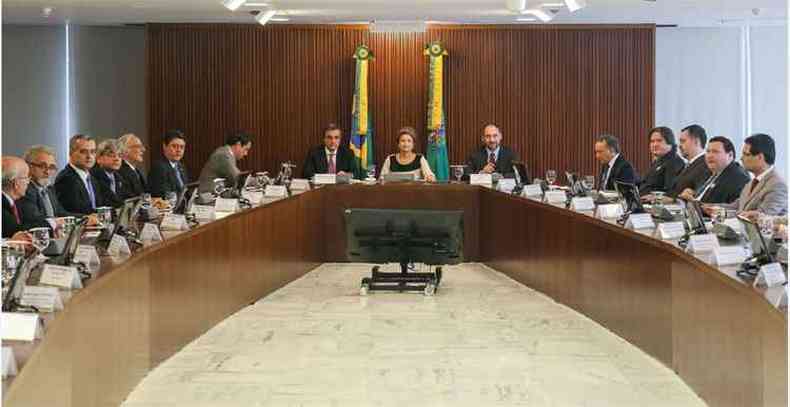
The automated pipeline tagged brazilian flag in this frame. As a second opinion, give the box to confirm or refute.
[424,41,450,181]
[349,45,375,179]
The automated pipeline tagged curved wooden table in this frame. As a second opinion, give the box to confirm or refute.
[3,183,786,407]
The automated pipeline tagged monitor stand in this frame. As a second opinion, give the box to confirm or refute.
[360,262,442,296]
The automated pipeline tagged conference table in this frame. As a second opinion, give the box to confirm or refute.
[2,182,787,407]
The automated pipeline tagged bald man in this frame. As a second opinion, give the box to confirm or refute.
[2,156,48,238]
[464,124,521,179]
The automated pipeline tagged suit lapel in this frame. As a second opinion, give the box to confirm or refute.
[742,170,772,210]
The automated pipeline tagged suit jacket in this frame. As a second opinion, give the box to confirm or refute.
[302,145,359,179]
[465,146,520,178]
[722,169,788,215]
[16,183,79,228]
[147,158,189,199]
[3,195,49,238]
[698,161,750,204]
[667,154,711,198]
[91,167,125,208]
[118,160,146,200]
[639,151,685,195]
[599,155,638,191]
[198,146,241,194]
[54,165,103,215]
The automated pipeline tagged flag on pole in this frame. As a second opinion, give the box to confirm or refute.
[424,41,450,181]
[349,45,375,179]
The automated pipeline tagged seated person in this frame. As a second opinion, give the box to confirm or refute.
[198,131,253,194]
[667,124,711,198]
[148,130,189,199]
[117,133,147,199]
[2,156,49,238]
[678,136,749,204]
[639,126,685,196]
[54,134,105,214]
[594,134,638,190]
[707,133,787,216]
[464,124,520,179]
[90,139,126,208]
[380,127,436,182]
[302,123,359,179]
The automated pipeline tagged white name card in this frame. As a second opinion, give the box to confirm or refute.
[241,190,264,205]
[596,204,623,219]
[20,285,63,312]
[625,213,655,230]
[264,185,288,198]
[313,174,337,185]
[290,179,310,190]
[214,198,238,213]
[754,263,787,288]
[687,234,720,253]
[723,218,745,235]
[140,223,163,243]
[2,347,17,378]
[470,173,493,187]
[497,179,516,193]
[712,246,747,266]
[544,191,567,206]
[1,313,42,342]
[663,204,683,212]
[190,205,214,220]
[40,264,82,289]
[570,197,595,212]
[521,184,543,199]
[766,285,789,308]
[655,222,686,240]
[73,245,100,269]
[107,234,131,257]
[160,214,188,230]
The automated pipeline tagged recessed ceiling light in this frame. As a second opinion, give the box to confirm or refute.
[244,2,270,6]
[270,17,290,22]
[222,0,246,11]
[564,0,587,12]
[522,8,554,22]
[517,17,537,21]
[541,3,564,7]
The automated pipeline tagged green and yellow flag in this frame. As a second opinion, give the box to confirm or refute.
[349,45,375,178]
[424,41,450,181]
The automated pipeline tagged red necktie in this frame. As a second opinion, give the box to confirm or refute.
[488,152,496,165]
[750,178,759,194]
[10,201,20,224]
[328,154,336,174]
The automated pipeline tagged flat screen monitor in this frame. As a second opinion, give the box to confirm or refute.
[683,199,708,236]
[344,208,464,265]
[738,215,773,258]
[512,162,530,185]
[49,217,89,266]
[614,180,645,214]
[175,181,200,214]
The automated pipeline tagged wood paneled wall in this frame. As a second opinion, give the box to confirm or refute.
[147,24,655,179]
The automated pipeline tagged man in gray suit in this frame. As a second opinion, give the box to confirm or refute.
[197,131,253,195]
[708,133,787,217]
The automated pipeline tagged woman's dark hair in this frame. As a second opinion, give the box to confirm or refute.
[397,126,418,150]
[649,126,677,154]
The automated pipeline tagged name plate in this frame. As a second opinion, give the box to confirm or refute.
[723,218,745,235]
[107,234,131,257]
[290,179,310,190]
[625,213,655,230]
[497,179,516,193]
[687,234,720,253]
[521,184,543,199]
[264,185,288,198]
[20,285,64,312]
[190,205,215,220]
[2,313,43,342]
[655,222,686,240]
[663,204,683,212]
[766,285,789,308]
[596,204,623,219]
[544,191,567,205]
[570,197,595,212]
[754,262,787,288]
[470,173,493,187]
[2,347,17,377]
[140,223,163,243]
[712,246,747,266]
[40,264,82,289]
[241,190,263,205]
[73,245,100,269]
[313,174,337,185]
[214,198,238,213]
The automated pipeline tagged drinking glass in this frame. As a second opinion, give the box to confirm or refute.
[165,192,178,209]
[141,193,153,209]
[759,214,775,238]
[545,170,557,186]
[213,178,227,195]
[255,172,270,188]
[96,206,113,228]
[58,216,77,239]
[28,227,50,253]
[582,175,594,190]
[367,165,376,180]
[451,165,466,183]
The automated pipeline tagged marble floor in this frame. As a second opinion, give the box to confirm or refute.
[122,263,706,407]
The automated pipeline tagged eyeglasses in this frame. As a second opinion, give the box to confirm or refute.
[29,162,58,171]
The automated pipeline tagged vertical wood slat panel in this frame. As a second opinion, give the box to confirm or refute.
[146,24,655,180]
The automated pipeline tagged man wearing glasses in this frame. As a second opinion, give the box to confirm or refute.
[2,156,46,239]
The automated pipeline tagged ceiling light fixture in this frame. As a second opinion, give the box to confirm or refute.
[516,17,537,21]
[522,8,554,22]
[505,0,527,12]
[244,2,270,6]
[541,3,564,7]
[270,17,290,22]
[255,9,277,25]
[223,0,246,11]
[564,0,587,12]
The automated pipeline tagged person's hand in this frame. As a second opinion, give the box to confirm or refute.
[10,231,32,244]
[640,194,654,203]
[701,204,716,216]
[481,163,495,174]
[774,224,787,241]
[678,188,696,201]
[425,173,436,183]
[86,214,99,226]
[740,210,761,222]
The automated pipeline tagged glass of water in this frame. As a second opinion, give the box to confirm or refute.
[28,227,50,253]
[366,165,376,180]
[165,192,178,209]
[545,170,557,187]
[96,206,113,228]
[582,175,595,190]
[450,165,466,183]
[759,214,775,238]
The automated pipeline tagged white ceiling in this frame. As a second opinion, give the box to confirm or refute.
[2,0,787,27]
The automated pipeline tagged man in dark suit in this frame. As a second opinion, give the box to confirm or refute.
[117,133,147,200]
[302,124,359,179]
[595,134,638,190]
[464,124,522,179]
[198,131,253,194]
[90,139,125,208]
[54,134,104,215]
[148,130,189,199]
[667,124,711,198]
[639,126,685,196]
[2,156,47,238]
[679,136,749,204]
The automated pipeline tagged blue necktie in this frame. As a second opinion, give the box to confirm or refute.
[106,171,116,193]
[86,176,96,209]
[173,162,184,188]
